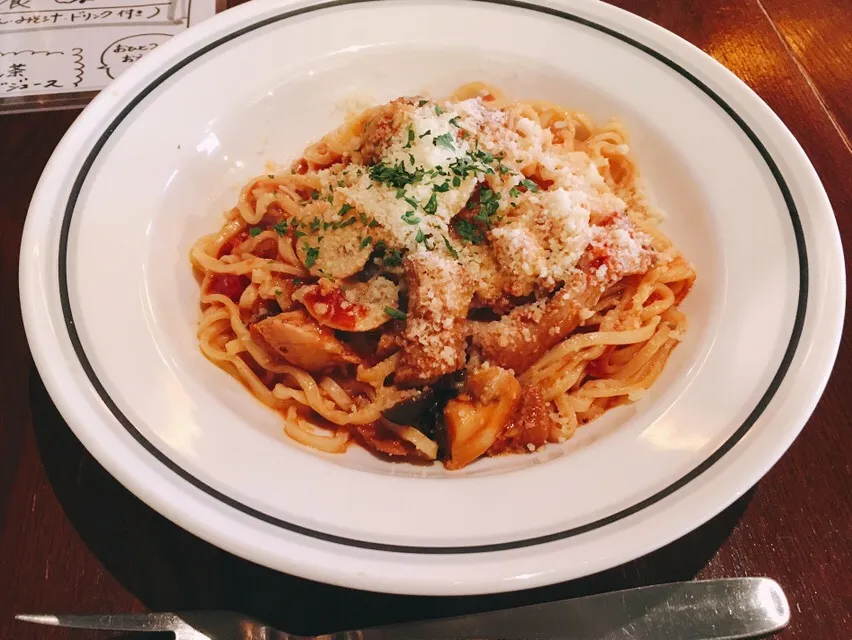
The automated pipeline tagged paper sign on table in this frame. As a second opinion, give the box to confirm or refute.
[0,0,220,112]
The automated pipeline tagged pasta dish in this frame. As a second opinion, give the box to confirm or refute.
[190,83,695,470]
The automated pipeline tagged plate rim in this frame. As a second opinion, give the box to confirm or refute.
[19,0,845,593]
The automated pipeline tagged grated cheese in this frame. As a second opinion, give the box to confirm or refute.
[292,95,656,319]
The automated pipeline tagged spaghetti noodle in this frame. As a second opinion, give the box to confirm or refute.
[190,83,695,469]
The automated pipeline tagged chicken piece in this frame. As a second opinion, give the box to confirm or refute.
[457,242,507,309]
[396,252,475,386]
[251,310,361,372]
[470,272,604,373]
[471,216,657,374]
[488,189,595,297]
[293,277,398,332]
[443,366,521,470]
[375,322,405,359]
[488,386,556,455]
[358,97,419,165]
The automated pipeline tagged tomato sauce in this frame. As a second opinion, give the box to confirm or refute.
[301,286,365,331]
[207,274,249,302]
[218,231,249,258]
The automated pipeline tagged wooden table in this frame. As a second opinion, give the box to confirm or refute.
[1,1,850,638]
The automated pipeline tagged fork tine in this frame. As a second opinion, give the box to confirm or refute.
[16,612,185,632]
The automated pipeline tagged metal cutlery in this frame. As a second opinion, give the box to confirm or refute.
[16,577,789,640]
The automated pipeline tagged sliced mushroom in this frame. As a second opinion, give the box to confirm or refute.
[488,385,555,455]
[295,220,375,279]
[294,277,399,332]
[443,366,521,470]
[251,309,361,372]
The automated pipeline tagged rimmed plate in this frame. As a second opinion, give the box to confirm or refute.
[20,0,844,594]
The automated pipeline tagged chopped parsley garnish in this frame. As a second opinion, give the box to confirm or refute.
[274,220,289,236]
[408,153,416,166]
[509,186,521,198]
[311,190,319,200]
[474,149,494,164]
[309,217,321,232]
[404,196,420,209]
[369,219,379,228]
[443,236,459,259]
[338,203,353,217]
[448,116,460,127]
[248,226,262,237]
[383,248,404,267]
[454,219,484,244]
[359,236,373,249]
[452,176,461,187]
[404,125,415,149]
[274,289,282,296]
[326,195,334,203]
[369,160,424,188]
[267,174,275,179]
[419,129,431,138]
[294,230,307,238]
[401,210,421,225]
[337,180,345,187]
[433,182,450,193]
[304,245,319,269]
[423,192,438,215]
[415,229,427,243]
[449,155,479,179]
[498,163,512,175]
[434,105,445,116]
[433,133,455,151]
[339,216,357,228]
[521,178,540,192]
[396,188,406,199]
[418,99,428,107]
[475,187,500,228]
[384,306,407,320]
[360,212,368,225]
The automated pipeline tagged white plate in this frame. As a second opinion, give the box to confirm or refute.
[20,0,844,595]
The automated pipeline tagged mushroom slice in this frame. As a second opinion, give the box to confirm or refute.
[443,366,521,470]
[295,217,374,279]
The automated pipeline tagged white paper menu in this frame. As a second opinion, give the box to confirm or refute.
[0,0,220,112]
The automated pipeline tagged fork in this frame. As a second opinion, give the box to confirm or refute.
[16,577,790,640]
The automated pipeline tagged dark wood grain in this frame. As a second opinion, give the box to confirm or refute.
[1,1,850,639]
[756,0,852,152]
